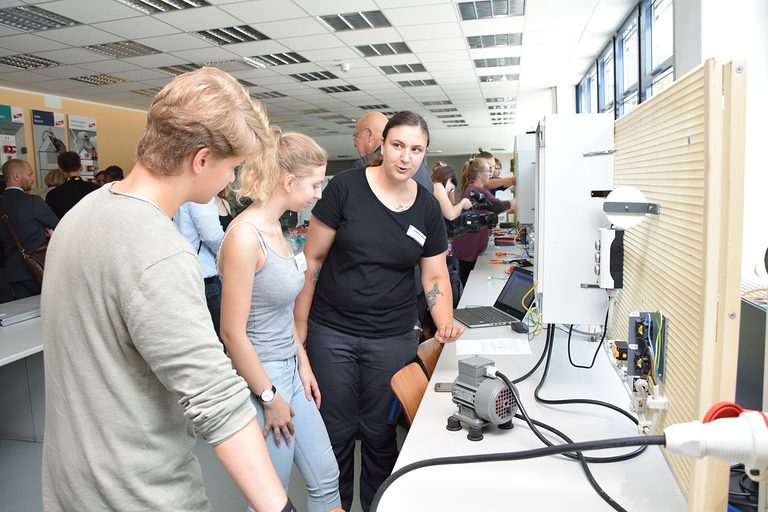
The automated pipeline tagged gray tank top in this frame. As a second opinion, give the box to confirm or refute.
[224,222,303,361]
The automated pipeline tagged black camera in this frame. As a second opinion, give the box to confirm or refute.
[447,191,499,238]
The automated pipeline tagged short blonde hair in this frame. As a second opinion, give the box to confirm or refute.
[44,168,65,188]
[236,131,327,204]
[135,67,276,189]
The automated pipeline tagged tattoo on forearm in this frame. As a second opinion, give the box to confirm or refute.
[311,267,321,287]
[426,283,443,310]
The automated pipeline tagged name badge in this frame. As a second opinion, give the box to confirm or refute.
[294,252,307,273]
[406,225,426,247]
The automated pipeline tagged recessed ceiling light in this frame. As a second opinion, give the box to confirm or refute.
[319,11,390,31]
[429,107,458,113]
[157,63,201,75]
[359,104,390,110]
[479,74,518,82]
[245,52,309,67]
[0,53,60,70]
[71,74,128,85]
[289,71,338,82]
[457,0,525,21]
[467,33,522,48]
[0,5,79,32]
[85,41,160,59]
[299,108,331,115]
[398,79,437,87]
[115,0,209,15]
[422,100,452,106]
[379,64,426,74]
[488,104,516,110]
[486,96,516,103]
[319,85,360,93]
[436,114,463,118]
[131,87,162,97]
[250,91,287,100]
[355,42,410,57]
[194,26,269,46]
[474,57,520,68]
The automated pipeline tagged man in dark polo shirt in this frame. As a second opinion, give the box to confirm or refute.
[45,151,99,219]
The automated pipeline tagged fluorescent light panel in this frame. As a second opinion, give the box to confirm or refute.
[289,71,338,82]
[422,100,452,106]
[355,42,410,57]
[429,107,458,113]
[0,5,79,32]
[157,63,201,75]
[398,79,437,87]
[246,52,309,67]
[0,53,60,69]
[379,64,426,74]
[457,0,525,21]
[71,74,128,85]
[194,26,269,46]
[319,85,360,93]
[474,57,520,67]
[479,74,518,82]
[319,11,390,31]
[486,96,516,103]
[115,0,209,15]
[250,91,287,100]
[85,40,160,58]
[131,87,162,96]
[359,104,390,110]
[467,33,522,48]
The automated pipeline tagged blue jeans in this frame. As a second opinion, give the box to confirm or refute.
[249,357,340,512]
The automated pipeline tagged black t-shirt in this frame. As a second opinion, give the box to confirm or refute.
[45,178,99,219]
[310,169,447,337]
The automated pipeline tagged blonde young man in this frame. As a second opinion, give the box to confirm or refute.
[41,68,292,512]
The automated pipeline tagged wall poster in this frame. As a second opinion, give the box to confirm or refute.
[0,105,26,167]
[68,115,98,177]
[31,110,67,184]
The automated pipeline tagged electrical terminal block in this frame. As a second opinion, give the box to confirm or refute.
[612,340,628,361]
[638,420,653,435]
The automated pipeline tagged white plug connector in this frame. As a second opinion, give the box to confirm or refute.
[664,411,768,481]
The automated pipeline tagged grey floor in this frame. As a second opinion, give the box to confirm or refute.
[0,428,407,512]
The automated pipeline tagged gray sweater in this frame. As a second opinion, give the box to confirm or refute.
[41,185,255,511]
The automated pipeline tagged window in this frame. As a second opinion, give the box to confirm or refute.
[598,44,614,113]
[576,0,673,118]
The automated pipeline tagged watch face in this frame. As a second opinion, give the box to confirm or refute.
[261,387,275,402]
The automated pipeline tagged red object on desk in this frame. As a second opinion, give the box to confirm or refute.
[494,236,516,246]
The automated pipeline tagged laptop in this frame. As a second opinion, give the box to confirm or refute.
[454,267,534,328]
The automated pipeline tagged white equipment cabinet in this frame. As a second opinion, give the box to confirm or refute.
[534,114,614,326]
[513,132,536,225]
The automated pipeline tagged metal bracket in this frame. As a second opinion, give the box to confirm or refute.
[583,149,616,157]
[580,283,601,289]
[603,202,660,215]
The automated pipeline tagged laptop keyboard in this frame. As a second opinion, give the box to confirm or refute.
[463,307,516,324]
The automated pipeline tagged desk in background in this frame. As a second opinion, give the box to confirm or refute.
[378,247,686,511]
[0,315,45,441]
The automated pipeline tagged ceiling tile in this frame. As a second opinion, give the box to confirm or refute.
[93,16,181,39]
[138,33,210,52]
[250,18,329,39]
[77,59,142,74]
[382,4,457,26]
[154,6,241,32]
[32,47,105,64]
[39,0,142,23]
[223,40,290,57]
[0,33,68,52]
[397,22,463,41]
[112,68,167,81]
[122,53,187,68]
[32,64,98,78]
[461,18,525,36]
[333,27,400,46]
[170,47,239,63]
[375,0,450,6]
[300,47,360,62]
[0,24,23,37]
[220,0,307,23]
[0,70,59,83]
[409,37,466,52]
[37,25,123,46]
[280,34,346,51]
[299,0,379,16]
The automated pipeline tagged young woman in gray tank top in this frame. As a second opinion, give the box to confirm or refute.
[218,131,340,512]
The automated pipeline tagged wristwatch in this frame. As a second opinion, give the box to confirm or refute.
[258,384,277,403]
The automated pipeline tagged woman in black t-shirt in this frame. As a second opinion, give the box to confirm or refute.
[294,111,464,512]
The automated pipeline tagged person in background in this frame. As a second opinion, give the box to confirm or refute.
[453,158,516,287]
[431,165,472,306]
[475,148,514,195]
[295,111,463,512]
[103,165,124,182]
[0,159,58,299]
[94,171,108,187]
[41,67,291,512]
[45,151,99,219]
[42,168,66,200]
[219,131,340,512]
[174,196,226,338]
[215,185,234,231]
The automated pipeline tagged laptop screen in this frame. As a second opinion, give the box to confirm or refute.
[493,267,534,319]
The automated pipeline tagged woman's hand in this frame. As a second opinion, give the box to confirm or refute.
[459,198,472,210]
[262,394,296,447]
[298,357,322,409]
[434,323,464,344]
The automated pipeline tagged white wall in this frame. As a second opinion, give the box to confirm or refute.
[675,0,768,279]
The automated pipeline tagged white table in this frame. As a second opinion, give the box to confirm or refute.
[378,246,687,511]
[0,316,45,441]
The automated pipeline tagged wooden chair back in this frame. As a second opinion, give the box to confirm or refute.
[390,362,429,425]
[416,338,443,378]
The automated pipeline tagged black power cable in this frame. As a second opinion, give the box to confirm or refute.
[536,325,648,463]
[369,434,665,511]
[496,370,626,511]
[568,306,610,369]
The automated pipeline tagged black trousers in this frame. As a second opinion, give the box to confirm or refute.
[458,259,477,288]
[306,320,420,512]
